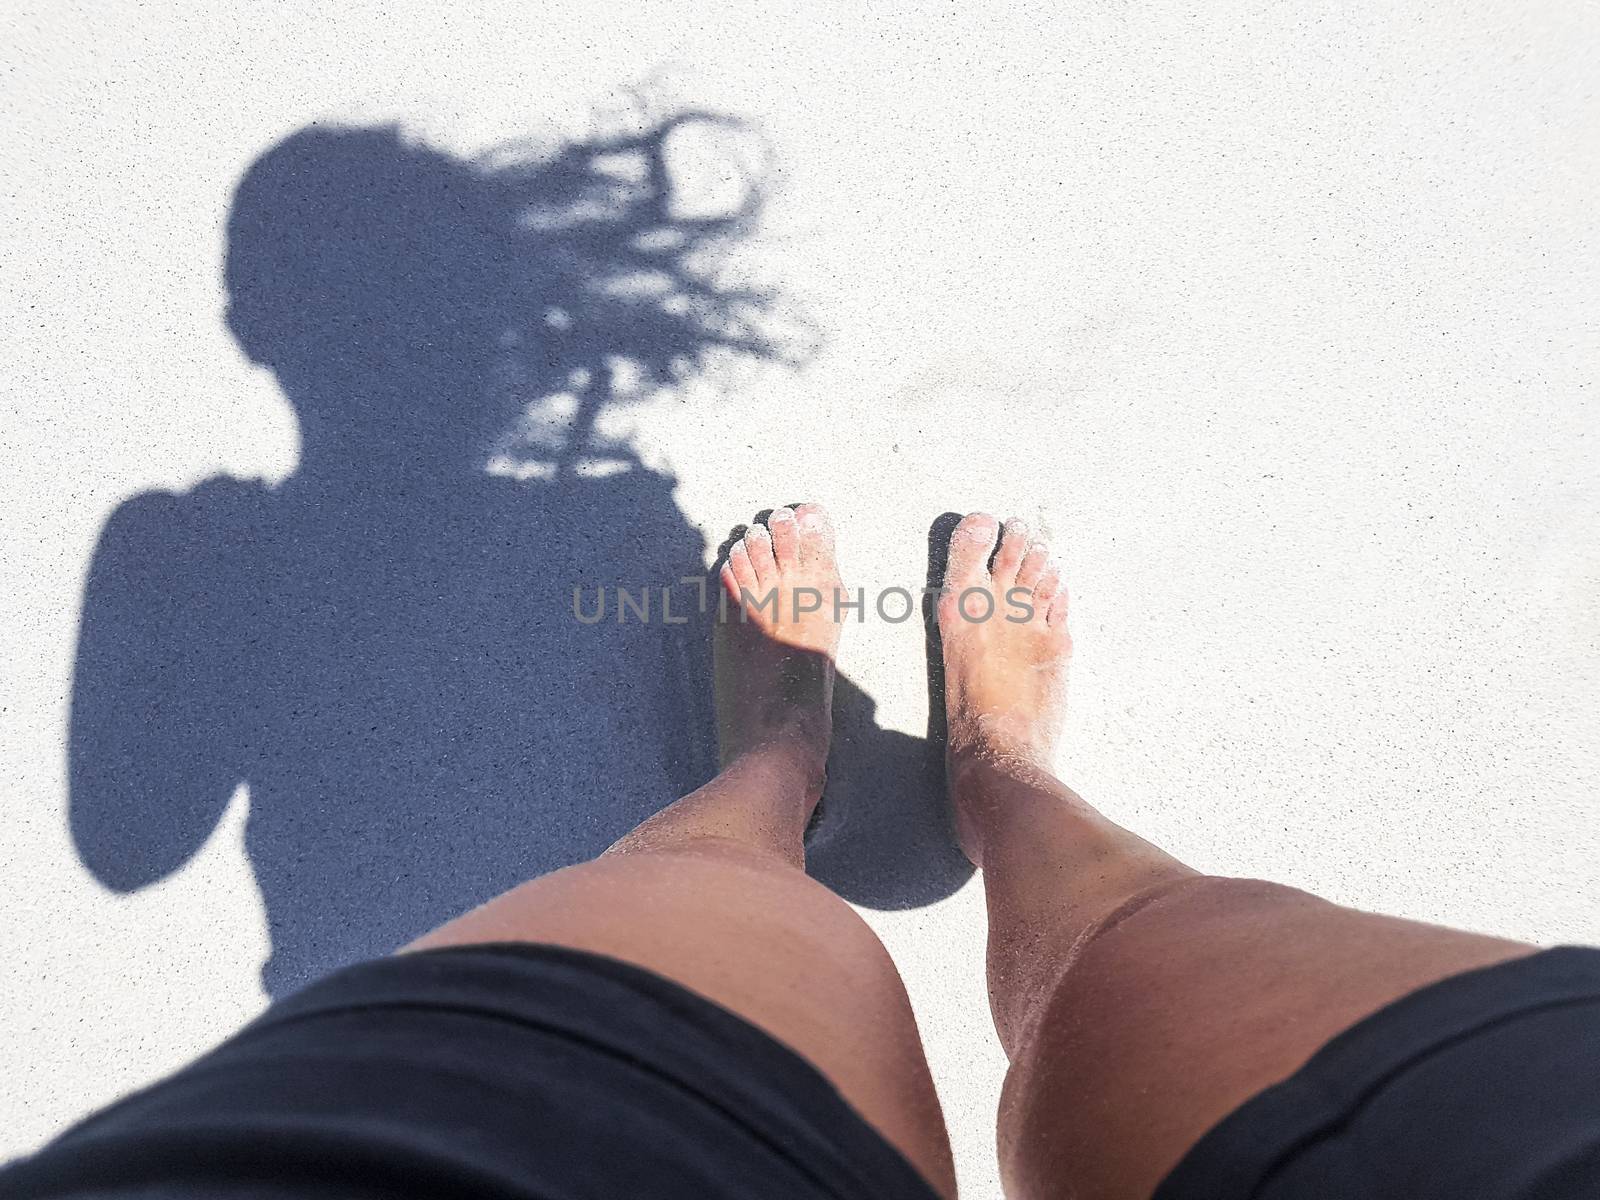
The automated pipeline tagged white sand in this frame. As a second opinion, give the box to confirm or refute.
[4,4,1598,1195]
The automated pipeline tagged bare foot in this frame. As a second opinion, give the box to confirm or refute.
[937,513,1071,855]
[715,504,844,790]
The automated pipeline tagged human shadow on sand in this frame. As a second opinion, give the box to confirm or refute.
[69,116,971,997]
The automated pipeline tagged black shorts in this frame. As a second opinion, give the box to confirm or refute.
[6,944,1600,1198]
[1157,945,1600,1199]
[3,944,941,1199]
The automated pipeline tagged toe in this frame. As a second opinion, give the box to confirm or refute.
[1034,565,1062,615]
[1047,582,1070,629]
[794,502,835,564]
[743,522,778,588]
[768,506,800,570]
[945,512,1001,589]
[991,518,1030,586]
[1016,541,1049,589]
[725,540,759,597]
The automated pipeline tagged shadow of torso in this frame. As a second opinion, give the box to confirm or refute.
[68,118,971,999]
[73,463,717,995]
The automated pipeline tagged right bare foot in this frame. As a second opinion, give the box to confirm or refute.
[937,513,1071,854]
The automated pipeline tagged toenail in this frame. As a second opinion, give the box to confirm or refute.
[799,510,825,529]
[963,523,997,541]
[770,507,795,522]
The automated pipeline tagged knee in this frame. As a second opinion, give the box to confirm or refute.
[594,842,894,966]
[997,877,1325,1199]
[604,818,805,869]
[1071,874,1318,962]
[1005,875,1319,1061]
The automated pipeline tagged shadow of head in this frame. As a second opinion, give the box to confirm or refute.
[223,117,799,477]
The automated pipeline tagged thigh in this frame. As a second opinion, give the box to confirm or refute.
[411,841,956,1198]
[998,875,1534,1200]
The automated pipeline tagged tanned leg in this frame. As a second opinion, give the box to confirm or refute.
[937,512,1533,1200]
[410,505,956,1197]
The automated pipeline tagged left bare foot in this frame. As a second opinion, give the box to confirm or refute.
[715,504,844,782]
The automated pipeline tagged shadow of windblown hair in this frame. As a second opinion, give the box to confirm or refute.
[227,112,811,471]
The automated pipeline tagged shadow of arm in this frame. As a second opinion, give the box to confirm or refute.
[69,486,250,891]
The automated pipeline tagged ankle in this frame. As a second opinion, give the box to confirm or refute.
[946,746,1072,868]
[945,686,1063,759]
[724,720,829,801]
[947,731,1055,790]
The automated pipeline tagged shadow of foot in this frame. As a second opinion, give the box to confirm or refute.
[805,512,974,907]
